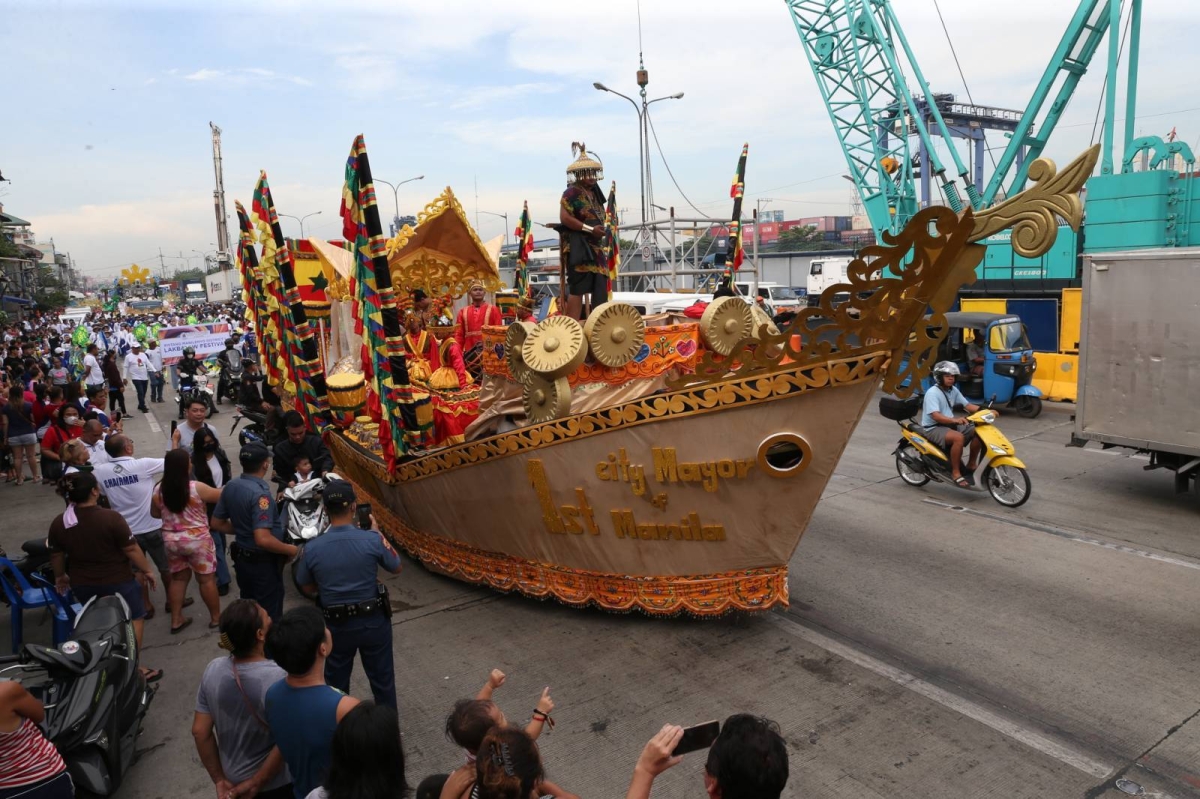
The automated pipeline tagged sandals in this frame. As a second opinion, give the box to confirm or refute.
[166,596,195,613]
[170,617,193,635]
[140,667,163,683]
[953,476,971,488]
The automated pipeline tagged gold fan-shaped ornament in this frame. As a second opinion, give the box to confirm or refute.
[505,321,536,385]
[699,297,753,356]
[583,302,646,367]
[749,303,780,338]
[521,315,587,378]
[523,373,572,423]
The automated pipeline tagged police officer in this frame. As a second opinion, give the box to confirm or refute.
[294,481,401,710]
[211,442,298,621]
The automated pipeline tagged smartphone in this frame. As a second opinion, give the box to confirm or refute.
[672,720,721,756]
[356,503,373,530]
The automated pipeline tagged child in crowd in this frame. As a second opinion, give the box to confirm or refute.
[294,455,314,484]
[49,357,69,386]
[431,670,572,799]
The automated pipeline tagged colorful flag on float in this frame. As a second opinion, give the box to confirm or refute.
[235,201,276,381]
[339,134,430,464]
[603,182,621,289]
[514,201,533,299]
[728,143,748,271]
[251,171,329,429]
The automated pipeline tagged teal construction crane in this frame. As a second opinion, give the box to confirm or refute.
[785,0,1195,255]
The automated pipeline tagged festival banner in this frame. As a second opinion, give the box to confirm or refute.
[603,182,621,290]
[158,323,232,365]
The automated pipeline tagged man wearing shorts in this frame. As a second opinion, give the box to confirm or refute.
[91,434,189,621]
[558,142,609,320]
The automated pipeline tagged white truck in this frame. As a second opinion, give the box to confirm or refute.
[1070,249,1200,497]
[805,257,854,305]
[184,282,207,304]
[733,281,804,315]
[206,270,236,304]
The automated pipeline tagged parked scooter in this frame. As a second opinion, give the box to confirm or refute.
[231,406,277,448]
[881,395,1032,507]
[1,594,156,796]
[0,539,54,606]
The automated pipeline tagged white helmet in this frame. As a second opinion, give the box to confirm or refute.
[933,360,960,382]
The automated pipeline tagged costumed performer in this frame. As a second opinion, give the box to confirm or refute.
[428,337,472,392]
[453,278,501,382]
[402,312,439,384]
[558,142,608,320]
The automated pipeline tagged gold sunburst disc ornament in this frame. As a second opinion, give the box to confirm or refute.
[521,315,587,378]
[700,296,753,356]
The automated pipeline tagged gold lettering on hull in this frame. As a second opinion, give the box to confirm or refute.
[528,458,726,543]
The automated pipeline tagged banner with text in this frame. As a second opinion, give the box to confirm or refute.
[158,323,232,365]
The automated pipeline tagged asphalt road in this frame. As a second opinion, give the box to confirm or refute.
[2,397,1197,798]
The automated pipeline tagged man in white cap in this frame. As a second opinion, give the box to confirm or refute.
[124,340,152,413]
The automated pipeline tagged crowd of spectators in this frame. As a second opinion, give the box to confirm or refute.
[0,307,791,799]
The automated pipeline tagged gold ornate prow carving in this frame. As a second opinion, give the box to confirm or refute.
[969,144,1099,257]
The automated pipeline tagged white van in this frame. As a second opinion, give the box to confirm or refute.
[806,258,854,305]
[733,282,803,315]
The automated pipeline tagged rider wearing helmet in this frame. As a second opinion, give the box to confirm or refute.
[215,337,243,405]
[176,346,213,419]
[921,361,991,487]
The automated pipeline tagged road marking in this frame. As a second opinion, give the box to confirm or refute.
[145,412,162,435]
[922,498,1200,572]
[767,612,1114,780]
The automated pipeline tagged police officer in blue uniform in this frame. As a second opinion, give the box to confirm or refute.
[211,442,298,621]
[294,480,401,709]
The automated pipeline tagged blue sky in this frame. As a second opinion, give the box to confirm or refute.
[3,0,1198,281]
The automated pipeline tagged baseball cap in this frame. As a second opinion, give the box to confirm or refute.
[322,479,356,507]
[131,341,142,349]
[239,442,271,466]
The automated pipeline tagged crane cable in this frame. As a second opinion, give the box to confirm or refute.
[1089,3,1133,147]
[645,110,709,218]
[930,0,997,174]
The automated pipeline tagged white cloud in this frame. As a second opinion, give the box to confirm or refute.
[180,67,312,86]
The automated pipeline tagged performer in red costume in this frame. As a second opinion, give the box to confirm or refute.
[453,278,501,381]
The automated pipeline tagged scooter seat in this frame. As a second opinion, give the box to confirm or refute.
[24,641,100,675]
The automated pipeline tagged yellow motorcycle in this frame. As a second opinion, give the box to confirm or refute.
[882,397,1031,507]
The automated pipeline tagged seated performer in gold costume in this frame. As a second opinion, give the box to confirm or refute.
[429,336,472,391]
[403,312,439,383]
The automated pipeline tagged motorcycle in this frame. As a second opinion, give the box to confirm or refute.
[0,593,156,796]
[282,474,340,600]
[881,395,1032,507]
[216,350,244,405]
[0,538,54,606]
[231,406,279,448]
[178,372,217,419]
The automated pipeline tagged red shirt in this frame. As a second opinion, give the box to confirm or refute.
[33,401,62,428]
[454,303,502,352]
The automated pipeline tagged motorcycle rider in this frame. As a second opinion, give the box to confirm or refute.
[177,347,216,419]
[273,411,333,491]
[215,337,244,406]
[921,361,991,487]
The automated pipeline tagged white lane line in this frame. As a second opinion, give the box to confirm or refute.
[145,411,162,435]
[922,498,1200,573]
[766,613,1114,780]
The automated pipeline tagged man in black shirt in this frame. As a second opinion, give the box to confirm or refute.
[272,411,333,490]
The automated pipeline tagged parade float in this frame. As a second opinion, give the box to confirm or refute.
[238,135,1098,616]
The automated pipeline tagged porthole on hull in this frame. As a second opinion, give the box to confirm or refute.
[756,433,812,478]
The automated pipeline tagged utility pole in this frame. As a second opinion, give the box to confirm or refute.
[210,122,231,271]
[158,247,166,281]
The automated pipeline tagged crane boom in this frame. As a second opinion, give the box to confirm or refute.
[210,122,231,270]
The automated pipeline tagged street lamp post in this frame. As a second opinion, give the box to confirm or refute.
[279,211,323,239]
[376,175,425,237]
[593,79,683,226]
[477,210,509,251]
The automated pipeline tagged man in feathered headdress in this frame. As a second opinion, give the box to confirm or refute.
[559,142,609,320]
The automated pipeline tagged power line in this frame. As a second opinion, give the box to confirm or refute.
[931,0,997,173]
[644,109,708,217]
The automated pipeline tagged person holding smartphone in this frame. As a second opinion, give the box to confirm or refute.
[292,480,402,710]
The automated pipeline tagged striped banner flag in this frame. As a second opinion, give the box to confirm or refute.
[514,200,533,299]
[340,134,430,464]
[234,201,277,384]
[251,172,329,429]
[603,182,621,290]
[729,143,748,271]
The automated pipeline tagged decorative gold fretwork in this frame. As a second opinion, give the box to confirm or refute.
[969,144,1099,256]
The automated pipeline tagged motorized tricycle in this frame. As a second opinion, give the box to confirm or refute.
[920,311,1043,418]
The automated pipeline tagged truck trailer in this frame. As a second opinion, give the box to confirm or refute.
[1070,249,1200,496]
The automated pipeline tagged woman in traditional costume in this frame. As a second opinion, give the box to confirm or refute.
[428,337,472,392]
[402,312,439,384]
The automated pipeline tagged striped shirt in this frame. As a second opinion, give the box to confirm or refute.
[0,716,66,789]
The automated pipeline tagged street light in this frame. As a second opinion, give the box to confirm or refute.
[376,175,425,236]
[279,211,322,239]
[477,210,509,250]
[593,81,684,226]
